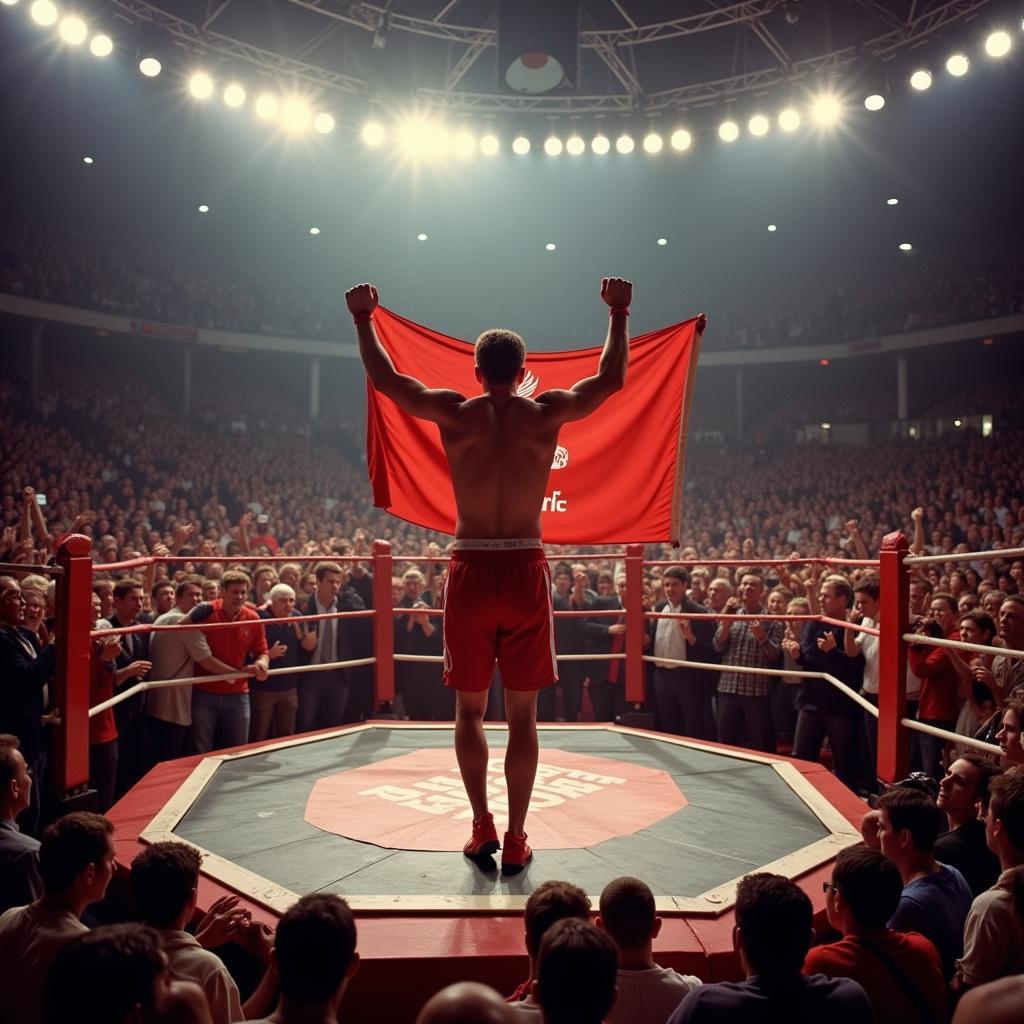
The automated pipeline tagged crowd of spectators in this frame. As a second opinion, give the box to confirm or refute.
[2,216,1022,350]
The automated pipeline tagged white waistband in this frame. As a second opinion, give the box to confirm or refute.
[453,538,543,551]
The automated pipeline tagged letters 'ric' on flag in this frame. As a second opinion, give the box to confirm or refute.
[365,307,702,544]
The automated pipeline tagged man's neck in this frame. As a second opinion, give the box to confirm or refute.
[617,946,657,971]
[946,809,977,831]
[0,809,19,825]
[902,854,940,885]
[271,995,342,1023]
[39,891,87,919]
[998,846,1024,874]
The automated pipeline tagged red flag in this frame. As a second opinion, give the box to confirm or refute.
[365,307,701,544]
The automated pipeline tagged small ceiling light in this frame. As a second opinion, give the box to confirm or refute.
[910,69,932,91]
[642,132,663,153]
[361,121,385,146]
[223,82,246,108]
[953,419,963,428]
[313,112,335,134]
[255,94,279,121]
[197,204,209,213]
[188,72,214,100]
[821,422,832,430]
[899,242,913,251]
[946,54,969,77]
[89,33,113,57]
[591,133,610,155]
[819,359,830,366]
[778,108,801,131]
[566,134,585,155]
[544,136,563,156]
[545,242,556,251]
[58,15,88,45]
[416,232,428,241]
[748,114,769,137]
[657,238,668,246]
[669,128,691,151]
[512,135,531,155]
[309,227,320,236]
[718,120,739,142]
[985,30,1012,58]
[767,224,777,232]
[82,155,93,164]
[30,1,57,27]
[886,197,899,206]
[480,134,500,155]
[864,93,885,111]
[615,133,635,154]
[138,56,161,78]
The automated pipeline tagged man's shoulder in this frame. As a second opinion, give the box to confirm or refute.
[153,610,185,626]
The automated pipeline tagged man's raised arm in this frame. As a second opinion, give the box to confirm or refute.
[346,283,464,423]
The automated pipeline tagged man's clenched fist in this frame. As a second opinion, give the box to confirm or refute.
[600,277,632,308]
[346,283,379,316]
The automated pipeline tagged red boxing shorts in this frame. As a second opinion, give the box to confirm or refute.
[442,539,557,693]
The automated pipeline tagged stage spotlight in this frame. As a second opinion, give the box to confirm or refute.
[886,197,899,206]
[946,54,969,76]
[416,233,428,241]
[642,132,663,153]
[313,112,335,134]
[591,133,610,155]
[397,119,451,158]
[544,135,563,156]
[778,108,801,131]
[670,128,691,151]
[361,121,385,146]
[30,1,57,26]
[282,97,311,133]
[136,23,167,78]
[138,57,161,77]
[188,72,214,100]
[453,130,475,158]
[910,69,932,90]
[480,134,500,155]
[810,95,841,127]
[767,224,777,232]
[223,82,246,108]
[82,155,93,164]
[899,242,913,251]
[566,134,585,155]
[255,93,279,121]
[309,227,320,235]
[748,115,769,137]
[615,133,634,154]
[718,120,739,142]
[197,204,209,213]
[59,16,88,45]
[657,238,667,246]
[512,135,531,155]
[545,243,556,251]
[1,0,19,6]
[89,33,113,57]
[985,30,1011,57]
[864,93,885,111]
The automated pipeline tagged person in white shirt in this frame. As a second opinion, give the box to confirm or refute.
[845,576,880,790]
[596,876,700,1023]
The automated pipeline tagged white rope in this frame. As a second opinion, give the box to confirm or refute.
[902,633,1024,662]
[904,546,1024,567]
[88,657,377,718]
[899,717,1003,758]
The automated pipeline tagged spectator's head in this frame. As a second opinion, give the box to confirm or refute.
[474,329,526,387]
[0,576,25,627]
[737,569,765,611]
[733,873,813,976]
[929,592,958,634]
[596,571,615,596]
[150,580,175,616]
[662,566,689,604]
[219,569,251,615]
[597,876,660,955]
[0,733,32,819]
[982,589,1005,619]
[39,812,115,906]
[958,609,997,647]
[268,583,297,618]
[313,561,344,605]
[985,767,1024,861]
[273,894,359,1012]
[279,563,302,590]
[909,575,933,616]
[767,587,792,615]
[402,569,425,601]
[112,577,144,622]
[938,755,1001,822]
[819,574,852,616]
[877,787,944,872]
[43,923,176,1024]
[523,880,592,962]
[174,575,204,613]
[997,700,1024,766]
[130,841,202,929]
[534,918,618,1024]
[824,846,903,933]
[414,982,513,1024]
[201,578,220,602]
[252,567,278,602]
[707,577,733,612]
[998,595,1024,648]
[92,578,114,618]
[853,575,881,619]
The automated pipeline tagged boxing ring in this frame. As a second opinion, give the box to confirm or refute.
[39,534,1019,1022]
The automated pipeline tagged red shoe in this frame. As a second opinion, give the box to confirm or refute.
[463,813,500,858]
[501,831,532,874]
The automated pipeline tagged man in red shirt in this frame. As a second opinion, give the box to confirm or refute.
[805,846,947,1024]
[187,570,270,753]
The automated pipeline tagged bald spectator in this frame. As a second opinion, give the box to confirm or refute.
[416,982,514,1024]
[534,918,618,1024]
[0,734,42,912]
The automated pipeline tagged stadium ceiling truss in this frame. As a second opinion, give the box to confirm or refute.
[109,0,1000,116]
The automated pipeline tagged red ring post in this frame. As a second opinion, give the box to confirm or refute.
[624,543,646,705]
[878,530,910,783]
[372,539,395,708]
[54,533,93,796]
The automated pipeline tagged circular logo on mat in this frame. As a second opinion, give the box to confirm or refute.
[305,747,686,851]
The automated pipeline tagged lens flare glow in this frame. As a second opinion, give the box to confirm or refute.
[810,95,842,127]
[642,132,663,153]
[544,136,563,156]
[480,134,500,155]
[718,120,739,142]
[281,97,312,133]
[512,135,531,155]
[30,1,57,27]
[946,54,969,76]
[591,133,610,155]
[89,33,113,57]
[748,114,769,137]
[313,112,335,134]
[778,108,801,131]
[361,121,385,146]
[58,16,87,45]
[255,94,279,121]
[452,130,475,158]
[223,83,246,108]
[910,69,932,91]
[985,31,1011,58]
[615,133,635,154]
[864,93,885,111]
[188,72,214,100]
[670,128,691,150]
[566,135,585,156]
[138,56,161,78]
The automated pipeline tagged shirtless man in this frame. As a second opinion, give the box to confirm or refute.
[346,278,632,872]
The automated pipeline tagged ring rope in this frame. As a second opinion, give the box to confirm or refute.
[92,607,376,638]
[0,562,64,576]
[903,545,1024,567]
[901,633,1024,662]
[899,717,1003,758]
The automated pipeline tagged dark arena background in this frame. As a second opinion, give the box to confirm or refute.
[1,2,1023,1023]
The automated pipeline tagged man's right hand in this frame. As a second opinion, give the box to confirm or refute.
[600,277,632,308]
[346,283,379,316]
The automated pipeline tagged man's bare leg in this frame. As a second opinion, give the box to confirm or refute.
[454,689,491,820]
[504,689,540,837]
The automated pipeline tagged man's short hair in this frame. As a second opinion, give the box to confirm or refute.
[878,787,943,853]
[1001,594,1024,612]
[831,847,903,928]
[909,575,933,595]
[535,918,617,1024]
[0,733,21,790]
[314,561,344,582]
[130,842,202,928]
[150,579,174,599]
[524,880,591,958]
[112,577,143,601]
[958,753,1002,811]
[474,329,526,385]
[268,583,297,603]
[39,812,114,893]
[853,576,880,601]
[823,574,853,603]
[931,592,956,614]
[959,609,997,637]
[219,569,251,590]
[175,574,205,599]
[663,566,690,586]
[599,876,656,951]
[737,568,764,583]
[989,767,1024,851]
[735,873,812,973]
[275,893,357,1005]
[44,924,165,1024]
[402,569,425,584]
